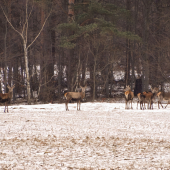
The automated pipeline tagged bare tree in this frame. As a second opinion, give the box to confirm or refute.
[1,0,51,104]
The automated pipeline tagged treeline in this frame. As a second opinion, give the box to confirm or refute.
[0,0,170,103]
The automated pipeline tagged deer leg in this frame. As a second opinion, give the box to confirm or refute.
[78,100,80,110]
[142,102,145,110]
[79,100,81,110]
[127,101,129,109]
[77,100,80,110]
[161,104,164,108]
[159,101,164,109]
[143,101,146,109]
[147,101,149,109]
[4,102,6,113]
[139,101,141,109]
[65,100,69,111]
[140,101,143,110]
[151,101,153,109]
[65,102,67,111]
[158,101,164,109]
[165,104,168,109]
[143,101,145,110]
[77,101,79,110]
[125,100,127,109]
[139,101,141,110]
[148,100,151,109]
[131,100,133,109]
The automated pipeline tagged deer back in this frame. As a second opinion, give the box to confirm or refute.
[0,93,9,100]
[157,91,170,101]
[125,90,134,100]
[65,92,82,100]
[143,91,153,100]
[163,92,170,100]
[137,93,145,101]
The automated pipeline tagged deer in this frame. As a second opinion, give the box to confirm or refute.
[157,91,170,109]
[142,87,159,109]
[64,85,87,111]
[137,93,146,110]
[124,85,134,109]
[0,84,15,113]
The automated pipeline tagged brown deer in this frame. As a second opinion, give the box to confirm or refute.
[124,85,134,109]
[137,93,146,110]
[142,91,153,109]
[0,85,15,112]
[142,87,159,109]
[157,91,170,109]
[64,85,87,111]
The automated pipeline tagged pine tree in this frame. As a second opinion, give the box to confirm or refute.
[57,0,140,100]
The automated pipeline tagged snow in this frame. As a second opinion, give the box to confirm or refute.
[0,101,170,169]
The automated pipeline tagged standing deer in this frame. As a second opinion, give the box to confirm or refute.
[0,85,15,112]
[142,91,153,109]
[157,91,170,109]
[64,85,87,111]
[137,93,146,110]
[124,85,134,109]
[142,87,159,109]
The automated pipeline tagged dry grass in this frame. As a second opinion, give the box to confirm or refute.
[1,135,170,169]
[0,103,170,169]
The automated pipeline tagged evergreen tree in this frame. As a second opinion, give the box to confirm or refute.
[57,0,140,100]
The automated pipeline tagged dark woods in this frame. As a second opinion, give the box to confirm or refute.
[0,0,170,104]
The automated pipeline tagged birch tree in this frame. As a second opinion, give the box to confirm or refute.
[1,0,51,104]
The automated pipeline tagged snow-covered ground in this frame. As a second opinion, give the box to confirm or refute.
[0,101,170,169]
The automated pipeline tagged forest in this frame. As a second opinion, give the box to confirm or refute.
[0,0,170,104]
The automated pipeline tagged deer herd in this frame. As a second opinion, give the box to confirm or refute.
[124,85,170,110]
[0,84,169,112]
[65,84,170,111]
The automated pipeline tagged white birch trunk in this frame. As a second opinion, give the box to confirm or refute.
[1,2,51,104]
[23,41,31,104]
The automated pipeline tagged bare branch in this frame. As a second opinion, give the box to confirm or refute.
[0,5,23,37]
[37,75,55,98]
[27,9,52,49]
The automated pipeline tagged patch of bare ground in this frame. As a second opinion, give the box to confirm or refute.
[0,135,170,169]
[0,102,170,169]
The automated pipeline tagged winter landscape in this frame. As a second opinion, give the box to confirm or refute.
[0,100,170,170]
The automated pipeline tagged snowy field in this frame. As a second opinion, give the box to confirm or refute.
[0,101,170,169]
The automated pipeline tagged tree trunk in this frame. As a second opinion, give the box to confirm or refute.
[131,0,139,92]
[142,4,149,91]
[93,57,97,101]
[4,20,7,92]
[23,42,31,104]
[125,0,131,87]
[68,0,75,23]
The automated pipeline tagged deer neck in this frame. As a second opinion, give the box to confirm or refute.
[8,91,13,98]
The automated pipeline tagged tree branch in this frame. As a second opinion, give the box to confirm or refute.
[0,5,23,37]
[27,8,52,49]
